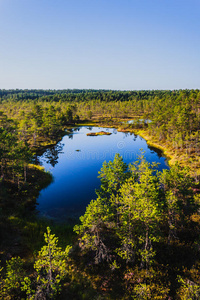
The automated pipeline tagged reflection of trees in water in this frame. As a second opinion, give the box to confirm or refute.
[133,134,137,141]
[68,134,73,140]
[87,127,92,131]
[124,132,130,138]
[44,142,64,167]
[147,144,163,158]
[73,127,81,132]
[33,154,40,165]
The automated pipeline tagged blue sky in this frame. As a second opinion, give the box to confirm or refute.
[0,0,200,90]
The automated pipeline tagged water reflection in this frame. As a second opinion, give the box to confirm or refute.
[44,142,64,167]
[147,144,163,158]
[133,133,137,141]
[37,126,168,222]
[73,127,81,132]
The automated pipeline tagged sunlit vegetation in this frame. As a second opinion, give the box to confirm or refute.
[86,131,112,136]
[0,89,199,299]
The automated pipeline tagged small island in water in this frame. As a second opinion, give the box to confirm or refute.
[86,131,112,136]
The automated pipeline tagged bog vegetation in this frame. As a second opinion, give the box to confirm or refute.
[0,89,199,299]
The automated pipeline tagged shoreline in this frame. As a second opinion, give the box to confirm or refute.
[30,117,199,191]
[1,118,199,263]
[75,118,199,179]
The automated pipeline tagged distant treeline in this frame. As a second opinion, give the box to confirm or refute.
[1,88,199,102]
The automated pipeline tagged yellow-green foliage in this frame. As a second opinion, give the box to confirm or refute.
[28,163,45,172]
[124,267,170,300]
[22,227,72,299]
[86,131,112,136]
[0,257,25,300]
[177,275,200,300]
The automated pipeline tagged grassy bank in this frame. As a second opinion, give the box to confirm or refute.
[132,129,199,180]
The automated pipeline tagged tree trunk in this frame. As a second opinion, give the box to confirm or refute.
[24,164,27,182]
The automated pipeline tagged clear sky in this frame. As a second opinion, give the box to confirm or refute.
[0,0,200,90]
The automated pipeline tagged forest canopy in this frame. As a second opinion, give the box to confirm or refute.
[0,89,199,299]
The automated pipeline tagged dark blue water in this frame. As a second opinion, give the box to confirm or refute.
[37,126,169,222]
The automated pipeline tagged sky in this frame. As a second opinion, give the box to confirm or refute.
[0,0,200,90]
